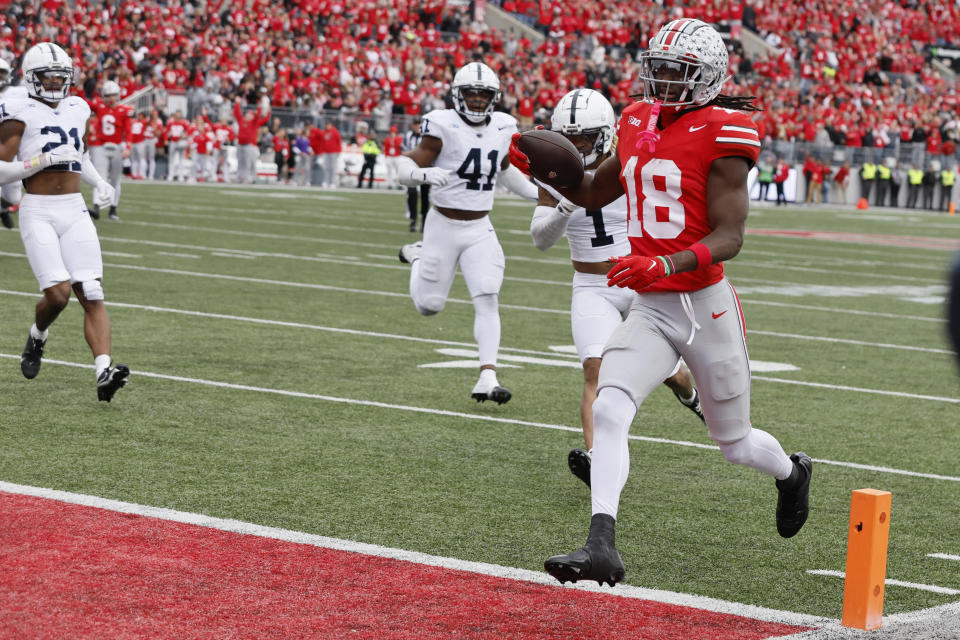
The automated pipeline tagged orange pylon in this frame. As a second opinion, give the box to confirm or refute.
[841,489,892,630]
[949,201,955,216]
[856,198,869,210]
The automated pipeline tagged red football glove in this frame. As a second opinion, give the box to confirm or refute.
[607,255,671,291]
[508,132,530,175]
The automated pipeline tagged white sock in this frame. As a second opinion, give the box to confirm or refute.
[30,324,48,341]
[472,293,501,367]
[94,354,112,377]
[679,389,696,405]
[717,428,795,480]
[590,387,637,519]
[479,368,498,386]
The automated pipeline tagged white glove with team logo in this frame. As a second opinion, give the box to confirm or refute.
[418,167,451,187]
[93,180,116,208]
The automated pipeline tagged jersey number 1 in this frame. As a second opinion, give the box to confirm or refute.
[456,148,498,191]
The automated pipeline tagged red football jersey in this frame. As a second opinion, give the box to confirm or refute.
[128,118,146,144]
[93,103,132,144]
[616,102,761,292]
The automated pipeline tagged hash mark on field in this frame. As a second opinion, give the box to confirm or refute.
[156,251,202,259]
[1,353,958,483]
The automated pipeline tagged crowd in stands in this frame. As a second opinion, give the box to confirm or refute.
[2,0,959,186]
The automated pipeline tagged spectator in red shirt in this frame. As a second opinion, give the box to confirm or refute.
[320,122,342,189]
[774,157,790,206]
[516,95,534,130]
[273,129,293,183]
[833,162,851,205]
[381,126,404,189]
[234,97,270,184]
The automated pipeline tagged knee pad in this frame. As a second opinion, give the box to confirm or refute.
[81,279,104,301]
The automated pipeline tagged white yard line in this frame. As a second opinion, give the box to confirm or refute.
[0,288,955,404]
[928,553,960,562]
[0,479,830,630]
[1,352,957,483]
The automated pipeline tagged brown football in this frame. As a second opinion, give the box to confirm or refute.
[516,129,584,189]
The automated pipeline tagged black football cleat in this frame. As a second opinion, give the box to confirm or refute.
[470,377,511,405]
[673,387,705,423]
[545,514,625,587]
[97,364,130,402]
[398,241,422,264]
[568,448,591,487]
[0,209,13,229]
[20,333,46,379]
[108,207,119,221]
[90,205,100,220]
[776,452,812,538]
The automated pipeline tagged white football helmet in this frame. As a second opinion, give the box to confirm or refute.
[101,80,121,99]
[550,89,616,167]
[22,42,73,101]
[0,57,11,89]
[451,62,500,124]
[638,19,729,107]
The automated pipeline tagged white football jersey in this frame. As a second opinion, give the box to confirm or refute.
[542,176,630,262]
[420,109,518,212]
[1,95,88,173]
[0,85,28,101]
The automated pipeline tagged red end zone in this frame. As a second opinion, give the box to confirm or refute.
[0,492,811,639]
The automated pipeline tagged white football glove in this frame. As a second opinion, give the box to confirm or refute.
[23,144,82,174]
[419,167,451,187]
[93,180,116,208]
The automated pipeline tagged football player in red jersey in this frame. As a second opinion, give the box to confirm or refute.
[90,80,131,220]
[511,19,812,587]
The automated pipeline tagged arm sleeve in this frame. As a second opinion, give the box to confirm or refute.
[530,203,573,251]
[499,163,538,201]
[80,151,106,187]
[0,158,37,184]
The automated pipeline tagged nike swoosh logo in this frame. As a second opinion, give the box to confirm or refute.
[498,126,511,130]
[689,124,707,132]
[712,310,727,319]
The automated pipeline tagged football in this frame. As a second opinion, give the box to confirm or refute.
[516,129,584,189]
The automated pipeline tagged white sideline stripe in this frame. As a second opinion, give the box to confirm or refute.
[0,288,954,404]
[0,480,829,629]
[928,553,960,562]
[2,353,959,484]
[806,570,960,595]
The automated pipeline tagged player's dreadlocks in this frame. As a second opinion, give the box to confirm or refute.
[711,94,763,112]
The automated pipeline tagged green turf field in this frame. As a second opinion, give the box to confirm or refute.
[0,182,957,620]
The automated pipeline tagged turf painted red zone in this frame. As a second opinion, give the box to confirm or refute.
[0,492,810,639]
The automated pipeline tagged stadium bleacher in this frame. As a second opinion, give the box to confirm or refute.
[1,0,958,190]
